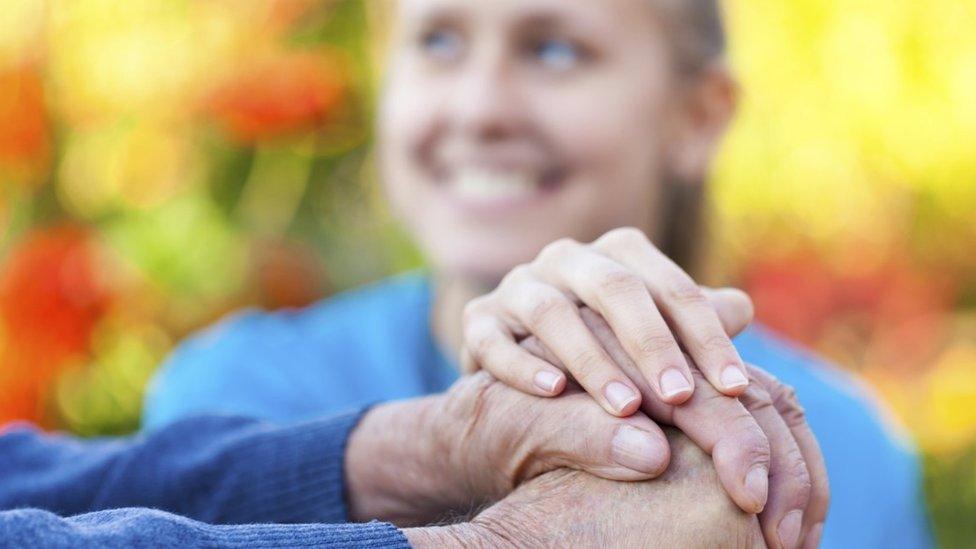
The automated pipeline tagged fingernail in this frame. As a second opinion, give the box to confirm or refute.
[659,368,692,399]
[808,523,824,548]
[604,381,639,413]
[744,465,769,512]
[611,425,664,473]
[533,371,562,394]
[778,510,803,549]
[721,365,749,390]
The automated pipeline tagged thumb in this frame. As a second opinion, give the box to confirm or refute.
[540,391,671,481]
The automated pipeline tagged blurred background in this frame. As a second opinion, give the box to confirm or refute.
[0,0,973,544]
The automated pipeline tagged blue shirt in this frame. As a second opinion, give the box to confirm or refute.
[0,411,408,547]
[144,272,932,548]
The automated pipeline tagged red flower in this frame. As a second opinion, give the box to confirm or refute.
[249,238,329,310]
[0,226,112,426]
[206,52,346,143]
[742,253,837,345]
[741,247,955,366]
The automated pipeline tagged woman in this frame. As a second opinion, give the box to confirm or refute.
[143,0,931,547]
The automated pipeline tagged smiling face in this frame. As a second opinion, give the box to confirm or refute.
[379,0,724,284]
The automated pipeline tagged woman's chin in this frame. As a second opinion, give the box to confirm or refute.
[428,237,547,286]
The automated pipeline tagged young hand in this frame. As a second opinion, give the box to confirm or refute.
[462,227,754,416]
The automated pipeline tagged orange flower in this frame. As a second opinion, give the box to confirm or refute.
[206,51,346,143]
[0,65,50,188]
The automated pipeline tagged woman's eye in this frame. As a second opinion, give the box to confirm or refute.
[421,29,464,62]
[530,38,584,71]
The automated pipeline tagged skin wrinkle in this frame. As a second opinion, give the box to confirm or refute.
[473,431,764,547]
[770,386,808,429]
[453,376,497,503]
[495,401,537,493]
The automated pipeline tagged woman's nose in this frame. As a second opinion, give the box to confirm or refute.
[450,52,526,141]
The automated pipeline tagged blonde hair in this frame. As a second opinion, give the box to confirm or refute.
[655,0,728,278]
[658,0,727,73]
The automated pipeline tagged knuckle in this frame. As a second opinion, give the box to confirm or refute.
[697,332,737,355]
[462,297,490,324]
[463,313,498,347]
[664,277,707,305]
[597,269,645,300]
[634,331,679,357]
[771,384,807,428]
[601,226,649,248]
[738,384,776,413]
[785,452,813,503]
[468,331,496,363]
[569,347,609,383]
[525,292,571,327]
[501,264,533,287]
[539,238,578,262]
[732,417,772,463]
[444,370,496,419]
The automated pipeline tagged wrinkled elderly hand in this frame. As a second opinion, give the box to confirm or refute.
[406,428,765,548]
[518,308,829,549]
[345,372,674,526]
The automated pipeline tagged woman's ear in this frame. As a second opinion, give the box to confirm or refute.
[668,63,739,184]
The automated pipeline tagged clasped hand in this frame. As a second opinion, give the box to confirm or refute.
[349,228,828,548]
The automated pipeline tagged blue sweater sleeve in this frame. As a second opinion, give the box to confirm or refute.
[0,412,410,547]
[0,509,410,548]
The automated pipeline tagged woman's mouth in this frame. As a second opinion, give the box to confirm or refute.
[435,166,567,216]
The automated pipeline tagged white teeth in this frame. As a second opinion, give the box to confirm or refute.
[451,168,537,201]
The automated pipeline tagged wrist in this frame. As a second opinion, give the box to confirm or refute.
[403,522,500,548]
[345,395,462,525]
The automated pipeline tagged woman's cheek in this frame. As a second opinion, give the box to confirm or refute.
[379,78,438,196]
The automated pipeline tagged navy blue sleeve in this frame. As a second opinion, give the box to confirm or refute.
[1,410,366,526]
[0,508,410,548]
[0,411,413,546]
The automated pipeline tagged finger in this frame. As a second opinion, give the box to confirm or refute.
[702,287,754,337]
[531,313,812,546]
[593,228,749,396]
[573,307,773,513]
[802,523,824,549]
[502,280,643,416]
[543,388,671,480]
[738,382,813,549]
[532,243,694,404]
[749,367,829,548]
[667,368,773,514]
[464,315,567,397]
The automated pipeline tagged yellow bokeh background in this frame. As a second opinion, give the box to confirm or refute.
[0,0,973,544]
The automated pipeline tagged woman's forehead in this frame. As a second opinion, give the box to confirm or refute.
[394,0,655,32]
